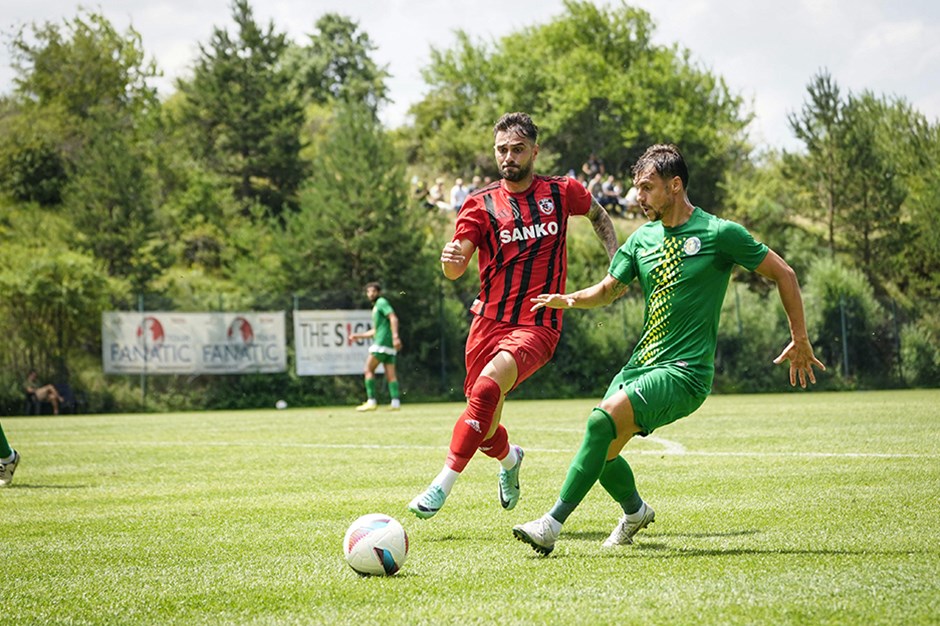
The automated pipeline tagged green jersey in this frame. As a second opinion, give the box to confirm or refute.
[609,207,768,394]
[371,296,397,355]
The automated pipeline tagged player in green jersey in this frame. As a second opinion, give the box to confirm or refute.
[351,282,403,411]
[513,144,825,555]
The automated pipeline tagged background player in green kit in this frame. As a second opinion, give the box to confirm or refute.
[513,143,826,555]
[350,282,403,411]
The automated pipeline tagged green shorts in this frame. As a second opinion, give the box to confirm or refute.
[603,364,708,436]
[370,349,397,366]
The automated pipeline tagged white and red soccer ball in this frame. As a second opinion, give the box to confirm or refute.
[343,514,409,576]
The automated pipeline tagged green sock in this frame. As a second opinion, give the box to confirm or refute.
[388,381,400,400]
[364,378,376,400]
[599,456,644,515]
[550,408,616,524]
[0,422,12,459]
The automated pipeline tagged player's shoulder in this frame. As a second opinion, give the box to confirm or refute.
[467,180,502,199]
[537,174,582,188]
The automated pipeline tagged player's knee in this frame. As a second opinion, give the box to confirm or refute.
[586,407,617,444]
[469,376,502,414]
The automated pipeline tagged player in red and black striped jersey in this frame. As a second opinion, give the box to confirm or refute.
[408,112,619,520]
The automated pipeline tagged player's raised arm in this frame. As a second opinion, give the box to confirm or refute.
[531,273,628,311]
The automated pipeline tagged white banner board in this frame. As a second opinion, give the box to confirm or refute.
[102,312,286,374]
[293,309,375,376]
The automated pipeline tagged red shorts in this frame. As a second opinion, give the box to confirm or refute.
[463,314,561,397]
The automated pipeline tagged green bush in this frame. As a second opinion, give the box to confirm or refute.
[900,319,940,387]
[803,256,894,387]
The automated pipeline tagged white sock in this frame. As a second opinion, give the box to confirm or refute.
[545,514,563,535]
[432,466,460,496]
[625,501,648,522]
[391,398,401,408]
[499,445,518,470]
[366,398,377,406]
[0,453,14,464]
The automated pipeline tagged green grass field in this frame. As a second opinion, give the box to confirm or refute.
[3,390,939,625]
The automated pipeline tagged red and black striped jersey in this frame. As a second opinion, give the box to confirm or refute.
[453,175,592,328]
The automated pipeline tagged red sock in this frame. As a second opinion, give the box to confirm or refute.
[479,424,510,460]
[446,376,502,472]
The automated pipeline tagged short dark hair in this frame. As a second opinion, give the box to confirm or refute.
[632,144,689,189]
[365,282,381,292]
[493,112,538,142]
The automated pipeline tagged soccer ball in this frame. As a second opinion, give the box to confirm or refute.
[343,513,409,576]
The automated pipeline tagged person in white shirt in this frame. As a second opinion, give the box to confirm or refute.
[449,178,469,212]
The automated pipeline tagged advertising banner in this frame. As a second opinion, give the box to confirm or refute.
[293,309,375,376]
[102,312,286,374]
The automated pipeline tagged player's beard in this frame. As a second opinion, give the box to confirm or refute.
[641,194,672,222]
[500,160,533,182]
[641,204,662,221]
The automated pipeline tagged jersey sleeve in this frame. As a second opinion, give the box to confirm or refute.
[607,233,639,285]
[376,297,395,317]
[718,220,769,271]
[565,177,593,217]
[453,195,485,246]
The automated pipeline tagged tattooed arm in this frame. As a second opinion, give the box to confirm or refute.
[586,196,619,260]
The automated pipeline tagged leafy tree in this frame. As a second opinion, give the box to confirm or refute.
[786,71,939,299]
[8,11,158,118]
[900,127,940,300]
[177,0,307,218]
[2,10,165,290]
[285,13,389,113]
[837,92,907,275]
[0,203,122,383]
[0,105,67,205]
[283,102,443,387]
[405,0,750,211]
[65,114,165,292]
[786,71,844,255]
[1,10,159,205]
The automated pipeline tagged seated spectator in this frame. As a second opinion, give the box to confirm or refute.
[467,175,483,193]
[599,174,622,213]
[25,370,64,415]
[427,178,451,211]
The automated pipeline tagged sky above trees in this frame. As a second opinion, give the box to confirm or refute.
[2,0,939,151]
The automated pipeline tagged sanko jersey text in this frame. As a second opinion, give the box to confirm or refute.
[453,175,592,328]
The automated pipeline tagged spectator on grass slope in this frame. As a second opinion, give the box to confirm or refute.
[25,369,64,415]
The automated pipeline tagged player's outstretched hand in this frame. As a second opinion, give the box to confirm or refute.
[773,338,826,388]
[530,293,575,312]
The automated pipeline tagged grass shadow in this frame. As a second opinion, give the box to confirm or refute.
[1,483,87,489]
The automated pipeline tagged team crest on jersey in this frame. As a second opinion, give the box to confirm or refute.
[683,236,702,255]
[537,198,555,215]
